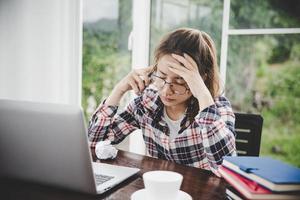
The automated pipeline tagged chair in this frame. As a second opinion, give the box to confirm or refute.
[234,113,263,156]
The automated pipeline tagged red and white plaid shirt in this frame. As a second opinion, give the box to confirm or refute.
[88,88,236,175]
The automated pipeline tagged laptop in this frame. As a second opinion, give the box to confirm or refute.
[0,99,140,194]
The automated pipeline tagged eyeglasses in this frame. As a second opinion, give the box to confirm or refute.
[150,74,189,95]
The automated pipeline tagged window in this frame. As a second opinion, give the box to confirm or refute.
[82,0,132,119]
[225,0,300,166]
[82,0,149,153]
[150,0,223,62]
[230,0,300,29]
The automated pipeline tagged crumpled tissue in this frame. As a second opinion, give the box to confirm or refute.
[95,140,118,159]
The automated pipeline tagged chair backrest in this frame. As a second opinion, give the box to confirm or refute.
[234,113,263,156]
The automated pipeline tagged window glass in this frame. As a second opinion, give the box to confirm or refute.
[230,0,300,29]
[226,34,300,166]
[82,0,132,119]
[150,0,223,63]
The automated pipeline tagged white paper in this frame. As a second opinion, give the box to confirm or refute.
[95,140,118,159]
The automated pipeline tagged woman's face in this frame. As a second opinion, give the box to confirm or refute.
[154,54,193,107]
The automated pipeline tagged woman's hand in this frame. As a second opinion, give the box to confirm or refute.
[168,53,215,110]
[116,66,153,95]
[106,66,153,106]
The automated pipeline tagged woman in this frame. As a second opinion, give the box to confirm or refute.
[88,28,236,175]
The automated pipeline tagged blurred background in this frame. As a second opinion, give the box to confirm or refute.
[82,0,300,167]
[0,0,298,168]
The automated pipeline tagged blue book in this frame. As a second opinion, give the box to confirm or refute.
[222,156,300,192]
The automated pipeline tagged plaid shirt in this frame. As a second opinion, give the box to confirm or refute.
[88,88,236,175]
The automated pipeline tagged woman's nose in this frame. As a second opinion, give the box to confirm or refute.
[161,83,173,96]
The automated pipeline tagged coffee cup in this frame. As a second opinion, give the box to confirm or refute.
[143,170,183,200]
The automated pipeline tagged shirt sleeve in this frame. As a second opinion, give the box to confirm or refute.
[88,97,142,149]
[193,96,236,176]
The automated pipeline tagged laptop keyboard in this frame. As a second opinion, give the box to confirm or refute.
[94,174,114,186]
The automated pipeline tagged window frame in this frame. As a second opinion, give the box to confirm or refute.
[220,0,300,87]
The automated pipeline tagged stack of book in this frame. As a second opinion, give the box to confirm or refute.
[219,156,300,200]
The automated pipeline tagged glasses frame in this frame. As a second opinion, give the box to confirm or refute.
[149,73,189,95]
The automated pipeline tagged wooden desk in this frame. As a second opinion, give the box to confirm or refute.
[0,150,227,200]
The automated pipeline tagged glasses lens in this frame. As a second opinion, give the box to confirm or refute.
[151,76,165,89]
[150,75,187,95]
[171,84,187,94]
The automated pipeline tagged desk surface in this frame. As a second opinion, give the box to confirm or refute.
[0,150,227,200]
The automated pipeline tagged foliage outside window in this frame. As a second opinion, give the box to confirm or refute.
[82,0,132,120]
[227,0,300,166]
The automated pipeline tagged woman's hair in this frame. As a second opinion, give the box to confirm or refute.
[154,28,221,120]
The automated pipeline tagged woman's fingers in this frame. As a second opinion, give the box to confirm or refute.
[142,75,151,86]
[166,61,189,74]
[144,66,155,85]
[171,54,193,70]
[134,67,153,86]
[183,53,198,70]
[167,65,182,76]
[128,78,140,94]
[132,72,145,92]
[144,65,155,74]
[135,66,153,75]
[126,66,155,95]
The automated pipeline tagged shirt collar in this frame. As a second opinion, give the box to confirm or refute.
[141,88,194,133]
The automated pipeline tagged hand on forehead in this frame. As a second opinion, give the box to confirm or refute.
[156,54,184,78]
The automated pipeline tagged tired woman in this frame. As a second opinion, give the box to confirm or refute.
[88,28,236,175]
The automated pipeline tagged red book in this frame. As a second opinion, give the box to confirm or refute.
[219,166,300,200]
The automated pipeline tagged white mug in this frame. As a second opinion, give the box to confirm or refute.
[143,170,183,200]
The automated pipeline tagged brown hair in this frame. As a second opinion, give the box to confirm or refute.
[154,28,221,119]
